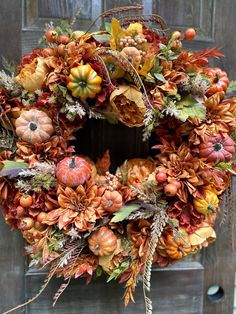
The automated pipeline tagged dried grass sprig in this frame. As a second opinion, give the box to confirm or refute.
[3,240,85,314]
[86,5,144,33]
[143,210,168,314]
[119,14,169,36]
[52,244,85,306]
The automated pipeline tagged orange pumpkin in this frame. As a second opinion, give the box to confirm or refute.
[198,135,235,163]
[19,194,33,207]
[56,156,91,187]
[165,234,191,260]
[101,190,123,213]
[203,67,229,96]
[15,109,54,144]
[88,226,118,256]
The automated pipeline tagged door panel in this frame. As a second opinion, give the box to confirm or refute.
[0,1,25,313]
[0,1,236,313]
[26,263,203,314]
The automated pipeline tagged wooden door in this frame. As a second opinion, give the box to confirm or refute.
[0,1,236,313]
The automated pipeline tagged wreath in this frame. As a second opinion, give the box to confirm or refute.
[1,5,236,314]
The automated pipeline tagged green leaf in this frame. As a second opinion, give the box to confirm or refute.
[58,85,68,98]
[175,95,206,122]
[93,34,110,43]
[216,162,236,175]
[107,261,130,282]
[0,161,28,178]
[168,54,179,61]
[111,204,139,223]
[104,22,112,34]
[145,76,156,83]
[169,218,179,227]
[159,43,167,50]
[95,266,103,278]
[153,73,167,83]
[227,80,236,93]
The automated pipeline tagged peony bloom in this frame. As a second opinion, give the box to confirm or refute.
[109,85,146,127]
[15,57,49,92]
[118,158,155,188]
[167,200,204,233]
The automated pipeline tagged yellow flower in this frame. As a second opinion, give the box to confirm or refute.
[188,222,216,248]
[15,57,49,92]
[109,85,146,127]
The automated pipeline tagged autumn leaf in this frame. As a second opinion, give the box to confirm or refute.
[0,160,28,178]
[138,55,155,77]
[111,204,139,223]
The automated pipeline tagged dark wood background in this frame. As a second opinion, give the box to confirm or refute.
[0,1,236,313]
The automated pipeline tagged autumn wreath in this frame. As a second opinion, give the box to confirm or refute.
[1,5,236,314]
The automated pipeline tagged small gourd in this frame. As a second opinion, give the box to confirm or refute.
[56,156,91,187]
[193,190,219,215]
[88,226,118,256]
[165,234,191,260]
[15,109,54,144]
[67,64,102,99]
[101,190,123,213]
[121,47,142,68]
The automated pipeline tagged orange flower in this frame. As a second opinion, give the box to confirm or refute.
[155,143,206,202]
[127,219,151,263]
[16,57,49,92]
[161,60,188,85]
[16,134,75,165]
[43,183,102,231]
[118,158,155,188]
[109,85,146,127]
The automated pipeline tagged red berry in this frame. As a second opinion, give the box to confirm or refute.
[170,180,181,189]
[156,172,168,183]
[45,29,58,43]
[171,31,182,40]
[18,217,34,231]
[171,40,182,52]
[20,194,33,208]
[37,212,47,223]
[59,35,70,45]
[57,44,66,56]
[164,183,178,196]
[184,28,196,41]
[16,206,25,218]
[42,47,56,57]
